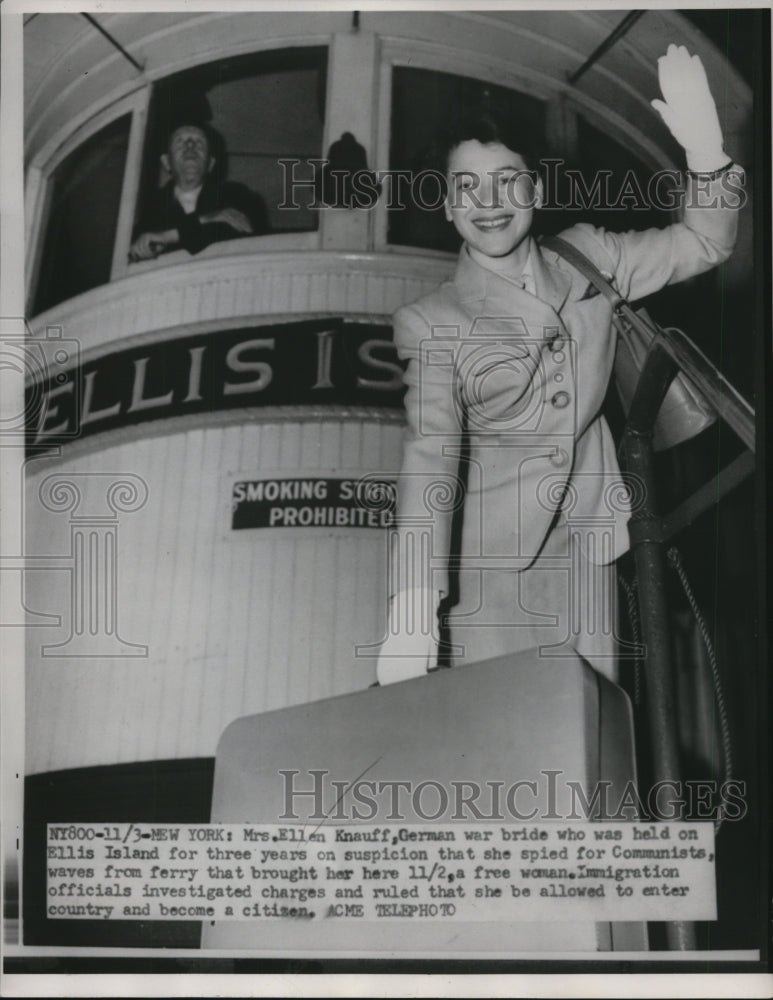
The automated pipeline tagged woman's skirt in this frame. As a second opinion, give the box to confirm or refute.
[447,518,620,683]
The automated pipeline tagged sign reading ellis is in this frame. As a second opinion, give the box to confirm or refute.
[232,477,396,530]
[28,319,404,450]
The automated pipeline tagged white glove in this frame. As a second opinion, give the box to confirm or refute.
[376,586,440,685]
[650,44,729,173]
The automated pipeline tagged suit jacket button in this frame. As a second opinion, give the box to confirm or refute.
[551,390,571,409]
[550,448,568,467]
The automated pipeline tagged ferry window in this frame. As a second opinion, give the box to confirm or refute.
[32,114,131,315]
[134,46,327,256]
[388,67,667,251]
[570,117,668,232]
[388,67,545,252]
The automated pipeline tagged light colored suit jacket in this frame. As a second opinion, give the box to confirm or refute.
[392,171,741,599]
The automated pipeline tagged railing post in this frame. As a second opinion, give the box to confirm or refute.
[623,431,681,783]
[621,342,699,951]
[624,426,697,952]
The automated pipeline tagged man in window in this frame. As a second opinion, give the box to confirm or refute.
[129,121,268,261]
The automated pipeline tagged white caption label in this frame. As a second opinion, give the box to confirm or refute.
[46,822,716,922]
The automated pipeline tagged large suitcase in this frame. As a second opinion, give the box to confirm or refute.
[203,649,647,953]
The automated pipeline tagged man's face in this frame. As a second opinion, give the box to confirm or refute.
[164,126,213,188]
[444,140,541,264]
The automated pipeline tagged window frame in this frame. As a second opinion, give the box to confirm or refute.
[26,86,151,317]
[26,40,335,316]
[132,43,331,255]
[374,39,671,256]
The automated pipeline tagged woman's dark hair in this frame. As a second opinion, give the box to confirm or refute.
[437,109,541,174]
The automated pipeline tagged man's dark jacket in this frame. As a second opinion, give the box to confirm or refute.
[134,177,268,255]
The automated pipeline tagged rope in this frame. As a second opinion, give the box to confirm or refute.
[619,572,643,707]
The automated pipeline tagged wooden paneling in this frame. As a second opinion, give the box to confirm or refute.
[28,251,453,363]
[25,414,403,774]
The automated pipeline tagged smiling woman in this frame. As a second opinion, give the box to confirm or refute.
[388,67,545,253]
[444,139,541,271]
[376,47,745,686]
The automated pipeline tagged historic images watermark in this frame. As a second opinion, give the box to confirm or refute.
[1,319,149,656]
[278,769,747,824]
[279,159,746,213]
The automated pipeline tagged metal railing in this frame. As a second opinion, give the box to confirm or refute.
[619,322,755,952]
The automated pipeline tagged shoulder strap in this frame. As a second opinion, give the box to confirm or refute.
[540,233,669,346]
[540,234,626,313]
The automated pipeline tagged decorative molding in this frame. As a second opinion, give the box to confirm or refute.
[26,11,751,164]
[28,250,455,363]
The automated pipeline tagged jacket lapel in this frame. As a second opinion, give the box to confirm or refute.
[530,240,573,315]
[454,240,573,336]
